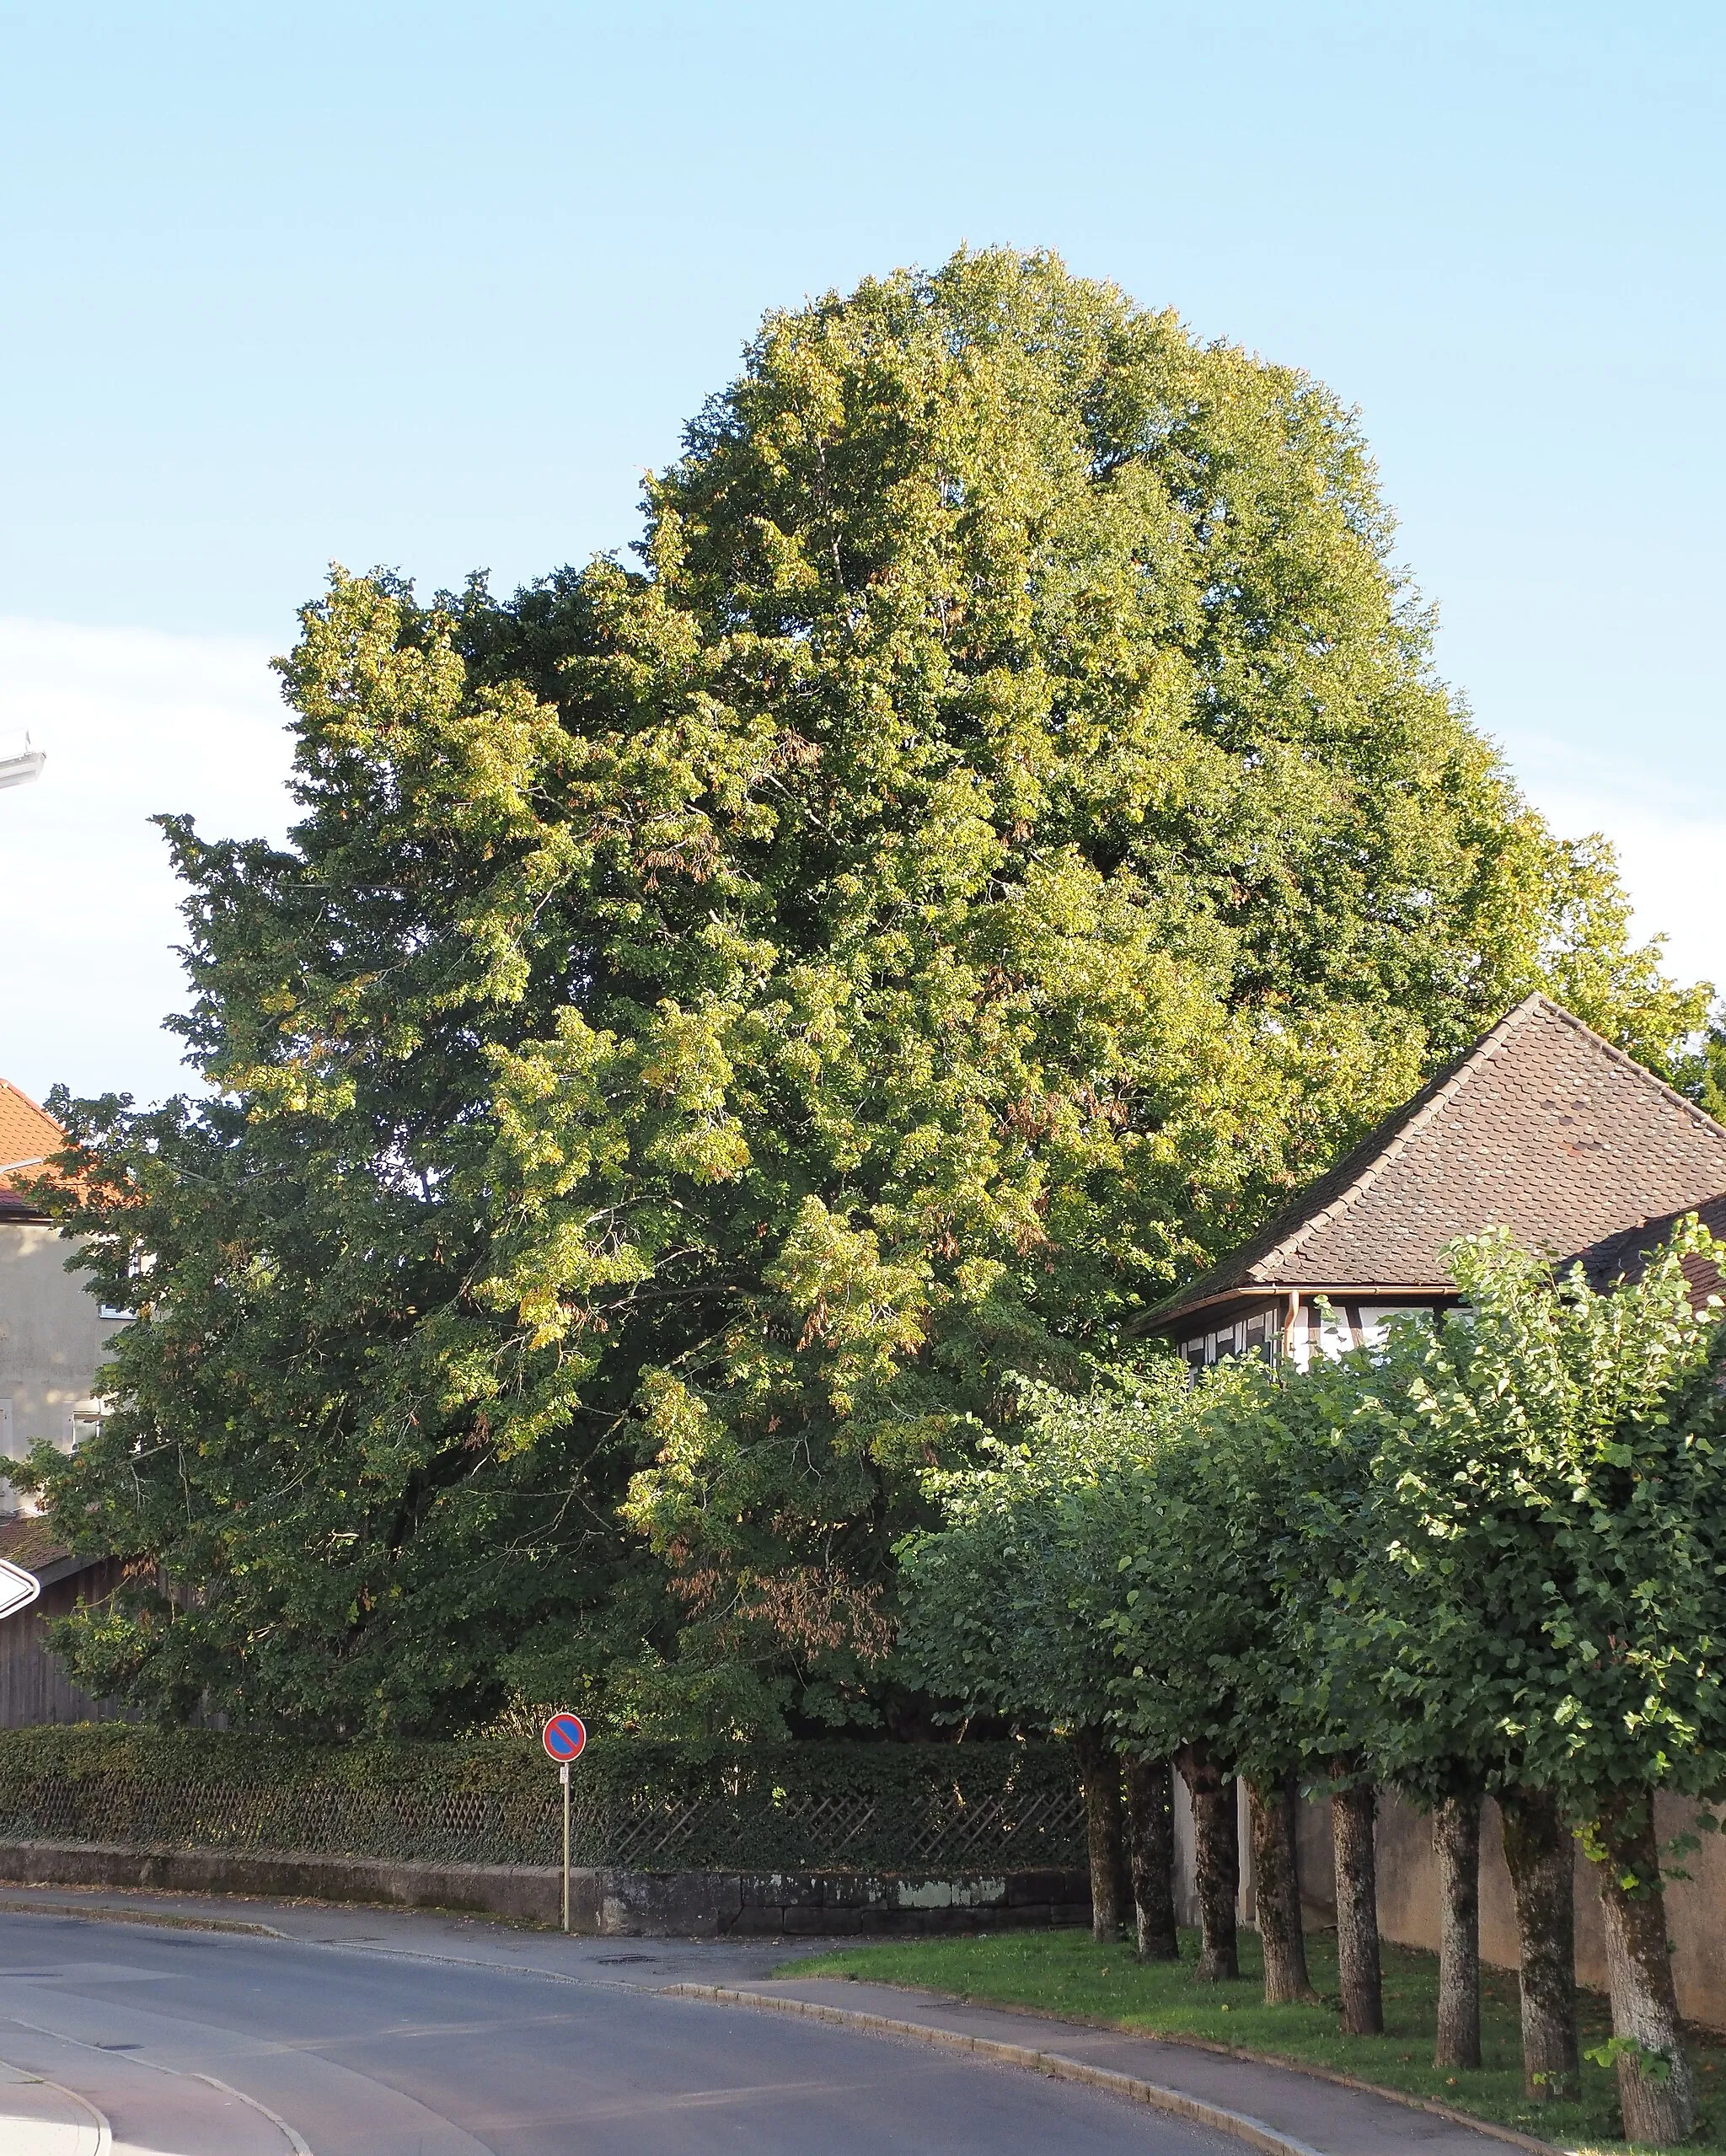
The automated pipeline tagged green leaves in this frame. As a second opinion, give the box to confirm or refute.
[1584,2034,1674,2084]
[28,249,1708,1736]
[899,1215,1726,1853]
[897,1365,1192,1732]
[1359,1221,1726,1818]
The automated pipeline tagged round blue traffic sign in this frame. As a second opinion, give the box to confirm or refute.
[542,1712,587,1763]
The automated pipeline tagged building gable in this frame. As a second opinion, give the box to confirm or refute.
[1148,995,1726,1333]
[0,1079,65,1224]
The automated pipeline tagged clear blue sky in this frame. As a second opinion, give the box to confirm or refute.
[3,1,1723,1102]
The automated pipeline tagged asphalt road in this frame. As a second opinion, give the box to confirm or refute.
[0,1907,1244,2156]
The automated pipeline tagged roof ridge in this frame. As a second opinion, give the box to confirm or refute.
[1257,994,1550,1274]
[1144,992,1726,1334]
[1259,994,1726,1276]
[0,1080,67,1204]
[1531,994,1726,1145]
[0,1075,57,1121]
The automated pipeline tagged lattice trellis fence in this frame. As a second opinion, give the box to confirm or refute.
[0,1735,1086,1872]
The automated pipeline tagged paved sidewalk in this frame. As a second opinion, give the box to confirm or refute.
[0,1876,840,1985]
[700,1976,1548,2156]
[0,2056,105,2155]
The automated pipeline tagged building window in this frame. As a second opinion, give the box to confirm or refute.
[1181,1311,1281,1372]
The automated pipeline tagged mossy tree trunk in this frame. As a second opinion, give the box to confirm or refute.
[1329,1769,1383,2035]
[1177,1740,1239,1982]
[1248,1773,1313,2003]
[1071,1725,1128,1942]
[1589,1796,1697,2148]
[1125,1753,1178,1962]
[1499,1786,1578,2101]
[1432,1790,1482,2071]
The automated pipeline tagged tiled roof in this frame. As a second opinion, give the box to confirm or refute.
[0,1513,108,1585]
[1149,995,1726,1327]
[1577,1189,1726,1306]
[0,1514,70,1574]
[0,1079,64,1221]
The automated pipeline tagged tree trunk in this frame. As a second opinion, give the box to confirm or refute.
[1330,1771,1383,2035]
[1433,1791,1482,2071]
[1248,1773,1313,2003]
[1589,1796,1697,2148]
[1177,1741,1239,1981]
[1125,1754,1178,1961]
[1070,1726,1128,1942]
[1499,1786,1578,2100]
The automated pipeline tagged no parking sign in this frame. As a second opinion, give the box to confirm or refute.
[542,1711,587,1764]
[543,1713,587,1932]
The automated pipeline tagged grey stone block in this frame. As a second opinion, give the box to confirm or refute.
[1005,1867,1085,1906]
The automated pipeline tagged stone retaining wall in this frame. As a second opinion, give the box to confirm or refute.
[0,1841,1089,1936]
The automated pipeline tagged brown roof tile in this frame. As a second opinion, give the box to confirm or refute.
[0,1514,72,1575]
[0,1514,110,1586]
[1149,995,1726,1328]
[1577,1189,1726,1306]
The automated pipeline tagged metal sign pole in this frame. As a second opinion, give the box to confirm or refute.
[560,1761,571,1933]
[541,1713,586,1936]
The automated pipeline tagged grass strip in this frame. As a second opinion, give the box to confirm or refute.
[777,1928,1726,2153]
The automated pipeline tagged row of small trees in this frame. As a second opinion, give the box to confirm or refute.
[898,1221,1726,2149]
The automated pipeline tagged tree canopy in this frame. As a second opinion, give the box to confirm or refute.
[31,247,1707,1738]
[896,1366,1186,1734]
[1349,1225,1726,1824]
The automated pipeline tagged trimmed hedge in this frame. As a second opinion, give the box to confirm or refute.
[0,1727,1085,1872]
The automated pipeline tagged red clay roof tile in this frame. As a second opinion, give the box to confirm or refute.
[0,1079,64,1220]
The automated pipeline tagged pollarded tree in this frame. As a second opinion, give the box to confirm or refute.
[1289,1314,1544,2077]
[1107,1357,1386,2016]
[1350,1222,1726,2144]
[1262,1333,1493,2065]
[897,1366,1187,1950]
[1147,1373,1317,2005]
[29,247,1705,1735]
[1106,1378,1270,1987]
[1321,1313,1597,2100]
[1190,1351,1396,2029]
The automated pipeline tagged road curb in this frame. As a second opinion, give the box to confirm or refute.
[824,1982,1566,2156]
[0,1895,286,1939]
[0,2053,112,2155]
[661,1982,1329,2156]
[661,1982,1566,2156]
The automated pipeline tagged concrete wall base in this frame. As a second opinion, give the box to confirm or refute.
[0,1842,1090,1936]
